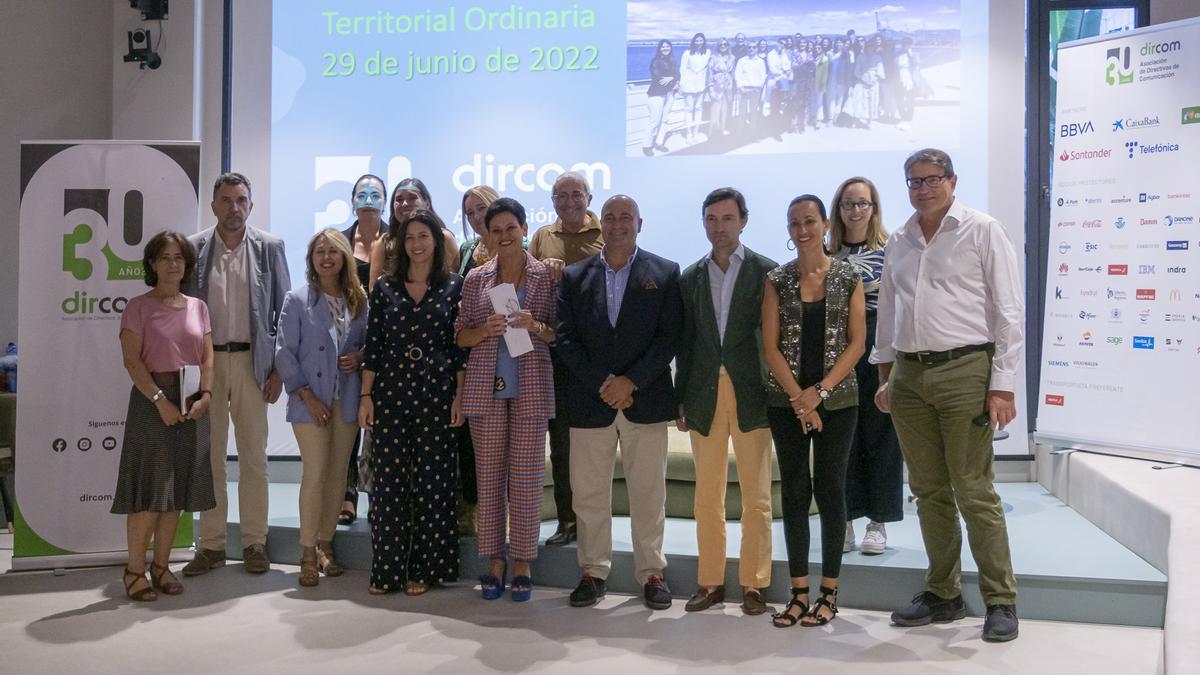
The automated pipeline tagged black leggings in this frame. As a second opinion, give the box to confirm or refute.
[768,405,857,579]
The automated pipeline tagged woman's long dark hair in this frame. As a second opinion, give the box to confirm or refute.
[386,209,448,288]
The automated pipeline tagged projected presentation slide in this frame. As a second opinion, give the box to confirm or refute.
[265,0,987,282]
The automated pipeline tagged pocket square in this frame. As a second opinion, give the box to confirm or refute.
[642,275,658,291]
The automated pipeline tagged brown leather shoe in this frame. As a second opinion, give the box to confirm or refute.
[181,548,226,577]
[684,585,725,612]
[243,544,271,574]
[742,588,769,615]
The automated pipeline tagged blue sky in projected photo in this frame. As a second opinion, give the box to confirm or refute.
[627,1,962,39]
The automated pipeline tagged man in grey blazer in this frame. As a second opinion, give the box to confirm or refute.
[182,172,290,575]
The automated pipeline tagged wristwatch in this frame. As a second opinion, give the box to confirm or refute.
[814,382,831,400]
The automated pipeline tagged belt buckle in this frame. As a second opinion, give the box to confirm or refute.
[916,351,936,365]
[406,346,424,361]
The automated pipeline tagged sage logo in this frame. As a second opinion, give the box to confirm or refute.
[1106,336,1124,345]
[1106,46,1133,85]
[61,189,145,281]
[1133,336,1155,350]
[1184,107,1200,125]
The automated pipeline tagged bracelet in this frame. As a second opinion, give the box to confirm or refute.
[149,389,165,403]
[198,389,211,398]
[360,393,372,399]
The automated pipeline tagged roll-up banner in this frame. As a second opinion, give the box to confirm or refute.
[15,141,201,570]
[1037,18,1200,460]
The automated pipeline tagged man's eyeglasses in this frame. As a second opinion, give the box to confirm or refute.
[905,175,948,190]
[552,191,588,204]
[839,200,874,211]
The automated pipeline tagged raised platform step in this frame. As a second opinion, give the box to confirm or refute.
[209,482,1166,628]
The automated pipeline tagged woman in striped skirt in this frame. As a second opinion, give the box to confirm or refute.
[112,231,215,601]
[456,197,557,602]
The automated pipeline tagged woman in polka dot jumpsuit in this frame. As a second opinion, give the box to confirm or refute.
[358,209,466,596]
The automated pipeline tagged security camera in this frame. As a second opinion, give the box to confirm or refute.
[123,28,161,70]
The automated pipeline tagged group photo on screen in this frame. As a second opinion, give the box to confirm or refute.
[625,0,962,157]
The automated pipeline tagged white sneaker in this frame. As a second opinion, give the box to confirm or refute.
[843,521,855,553]
[860,522,887,555]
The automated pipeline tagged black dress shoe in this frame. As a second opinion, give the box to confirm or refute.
[569,574,606,607]
[982,604,1019,642]
[684,585,724,612]
[546,522,577,546]
[891,591,966,626]
[643,575,672,610]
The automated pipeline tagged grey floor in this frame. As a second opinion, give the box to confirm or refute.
[0,481,1167,674]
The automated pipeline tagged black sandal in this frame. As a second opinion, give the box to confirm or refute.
[802,585,839,626]
[337,509,357,526]
[771,587,809,627]
[123,567,158,602]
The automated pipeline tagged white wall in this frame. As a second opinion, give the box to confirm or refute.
[1152,0,1197,24]
[0,2,115,347]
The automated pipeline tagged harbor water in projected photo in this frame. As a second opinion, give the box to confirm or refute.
[625,0,962,157]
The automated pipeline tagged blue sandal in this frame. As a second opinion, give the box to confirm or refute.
[511,575,533,602]
[480,561,506,600]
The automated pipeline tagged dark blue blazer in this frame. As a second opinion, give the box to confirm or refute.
[555,248,683,428]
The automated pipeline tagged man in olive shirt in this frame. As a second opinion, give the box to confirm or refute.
[529,171,604,545]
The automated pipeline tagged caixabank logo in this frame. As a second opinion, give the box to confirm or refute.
[19,143,200,320]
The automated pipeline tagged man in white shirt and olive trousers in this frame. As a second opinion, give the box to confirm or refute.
[872,148,1022,642]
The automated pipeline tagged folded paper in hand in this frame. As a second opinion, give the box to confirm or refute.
[487,283,533,357]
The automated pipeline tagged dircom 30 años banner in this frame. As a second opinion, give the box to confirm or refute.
[15,142,199,569]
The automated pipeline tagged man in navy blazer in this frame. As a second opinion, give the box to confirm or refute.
[182,172,290,576]
[556,194,683,610]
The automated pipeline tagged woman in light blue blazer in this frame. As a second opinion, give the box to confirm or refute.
[275,228,368,587]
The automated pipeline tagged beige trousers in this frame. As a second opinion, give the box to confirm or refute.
[570,412,668,585]
[690,370,773,588]
[199,351,269,549]
[292,406,358,547]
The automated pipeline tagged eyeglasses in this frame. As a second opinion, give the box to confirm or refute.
[905,175,948,190]
[552,191,588,204]
[839,200,874,211]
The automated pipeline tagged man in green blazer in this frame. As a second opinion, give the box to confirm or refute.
[676,188,777,615]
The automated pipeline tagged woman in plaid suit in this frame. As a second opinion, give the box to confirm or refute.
[456,197,557,602]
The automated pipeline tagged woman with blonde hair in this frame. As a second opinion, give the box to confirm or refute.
[828,177,903,557]
[458,185,502,277]
[275,228,369,586]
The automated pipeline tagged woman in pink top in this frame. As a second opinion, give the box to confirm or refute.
[111,231,215,602]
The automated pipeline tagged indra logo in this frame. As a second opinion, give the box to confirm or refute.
[1059,120,1095,137]
[1106,46,1134,86]
[1167,266,1188,274]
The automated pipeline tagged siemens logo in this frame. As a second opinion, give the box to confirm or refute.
[1047,360,1069,367]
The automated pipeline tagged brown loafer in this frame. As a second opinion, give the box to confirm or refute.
[684,585,725,612]
[243,544,271,574]
[182,548,226,577]
[742,588,769,615]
